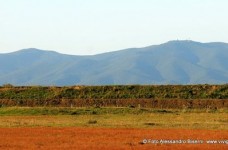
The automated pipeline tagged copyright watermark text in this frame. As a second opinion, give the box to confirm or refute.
[142,139,228,144]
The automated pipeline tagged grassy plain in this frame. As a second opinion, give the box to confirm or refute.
[0,107,227,130]
[0,107,227,150]
[0,85,227,149]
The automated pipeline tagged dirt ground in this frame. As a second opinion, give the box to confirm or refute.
[0,127,227,150]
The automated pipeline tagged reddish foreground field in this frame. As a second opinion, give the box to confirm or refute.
[0,127,227,150]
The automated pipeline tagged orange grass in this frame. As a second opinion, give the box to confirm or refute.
[0,127,227,150]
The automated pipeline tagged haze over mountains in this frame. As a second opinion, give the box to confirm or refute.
[0,40,228,86]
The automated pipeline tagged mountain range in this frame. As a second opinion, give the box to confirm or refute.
[0,40,228,86]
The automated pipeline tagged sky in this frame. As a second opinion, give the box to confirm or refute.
[0,0,228,55]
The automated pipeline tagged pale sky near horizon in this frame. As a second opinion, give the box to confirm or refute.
[0,0,228,55]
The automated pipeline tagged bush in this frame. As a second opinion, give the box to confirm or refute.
[2,84,14,88]
[88,120,97,124]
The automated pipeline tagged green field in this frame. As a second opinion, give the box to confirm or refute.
[0,107,227,130]
[1,85,228,109]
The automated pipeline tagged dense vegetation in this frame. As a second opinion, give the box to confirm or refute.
[0,84,227,108]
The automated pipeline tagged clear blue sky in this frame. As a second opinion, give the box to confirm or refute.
[0,0,228,55]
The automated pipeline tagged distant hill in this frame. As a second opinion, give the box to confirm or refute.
[0,40,228,85]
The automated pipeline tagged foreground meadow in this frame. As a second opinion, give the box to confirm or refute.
[0,107,227,129]
[0,76,227,149]
[0,127,227,150]
[0,107,227,149]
